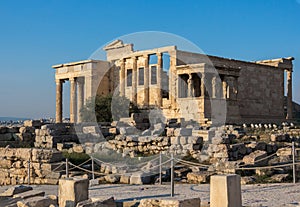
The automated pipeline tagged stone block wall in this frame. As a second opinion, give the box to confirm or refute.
[104,127,204,158]
[0,148,64,185]
[35,123,79,149]
[0,126,36,148]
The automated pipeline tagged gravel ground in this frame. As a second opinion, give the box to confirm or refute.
[1,183,300,206]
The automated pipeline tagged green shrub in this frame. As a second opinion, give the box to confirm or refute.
[62,152,90,166]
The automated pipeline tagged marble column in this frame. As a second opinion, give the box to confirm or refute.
[212,75,217,98]
[77,78,84,123]
[286,69,293,119]
[233,77,238,100]
[169,53,177,108]
[132,57,137,105]
[157,53,163,107]
[222,76,228,99]
[70,77,77,123]
[55,79,63,123]
[227,76,234,100]
[144,55,149,107]
[120,59,125,96]
[201,73,206,97]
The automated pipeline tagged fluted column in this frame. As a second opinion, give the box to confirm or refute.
[70,77,77,123]
[55,79,63,123]
[77,78,84,123]
[157,53,163,107]
[144,55,149,107]
[120,59,125,96]
[201,73,206,97]
[286,69,293,119]
[132,57,137,105]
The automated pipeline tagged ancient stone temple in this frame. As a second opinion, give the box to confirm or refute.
[52,40,294,124]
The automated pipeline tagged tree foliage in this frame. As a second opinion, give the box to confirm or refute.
[80,94,139,122]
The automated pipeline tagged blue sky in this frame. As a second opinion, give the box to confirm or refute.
[0,0,299,119]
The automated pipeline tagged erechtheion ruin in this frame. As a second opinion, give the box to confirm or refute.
[52,40,294,125]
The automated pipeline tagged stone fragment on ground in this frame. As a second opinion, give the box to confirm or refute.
[187,171,213,183]
[0,185,33,197]
[76,196,116,207]
[13,190,45,199]
[138,197,201,207]
[130,172,155,185]
[270,174,290,182]
[240,176,256,185]
[16,196,57,207]
[242,150,267,166]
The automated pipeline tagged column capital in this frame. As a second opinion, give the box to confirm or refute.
[120,58,126,66]
[55,79,62,84]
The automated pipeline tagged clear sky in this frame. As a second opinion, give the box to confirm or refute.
[0,0,299,119]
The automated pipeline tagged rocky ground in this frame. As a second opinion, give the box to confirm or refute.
[1,183,300,206]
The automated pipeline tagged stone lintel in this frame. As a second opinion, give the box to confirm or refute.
[121,45,177,59]
[52,59,105,69]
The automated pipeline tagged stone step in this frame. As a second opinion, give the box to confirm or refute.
[13,190,45,199]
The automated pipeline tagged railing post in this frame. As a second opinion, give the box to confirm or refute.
[292,141,296,184]
[170,153,174,197]
[159,152,162,185]
[91,156,95,180]
[66,158,69,178]
[27,160,31,185]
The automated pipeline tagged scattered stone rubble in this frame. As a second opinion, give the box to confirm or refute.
[1,118,300,186]
[0,185,58,207]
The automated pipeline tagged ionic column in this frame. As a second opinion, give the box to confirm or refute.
[201,73,206,97]
[212,75,216,98]
[70,77,77,123]
[77,78,84,123]
[120,59,125,96]
[55,79,63,123]
[157,53,163,107]
[132,57,137,105]
[222,76,228,99]
[144,55,149,107]
[286,69,293,119]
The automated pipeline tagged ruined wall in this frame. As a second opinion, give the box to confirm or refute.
[0,120,41,148]
[0,148,64,185]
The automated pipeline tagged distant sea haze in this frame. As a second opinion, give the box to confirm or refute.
[0,117,29,121]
